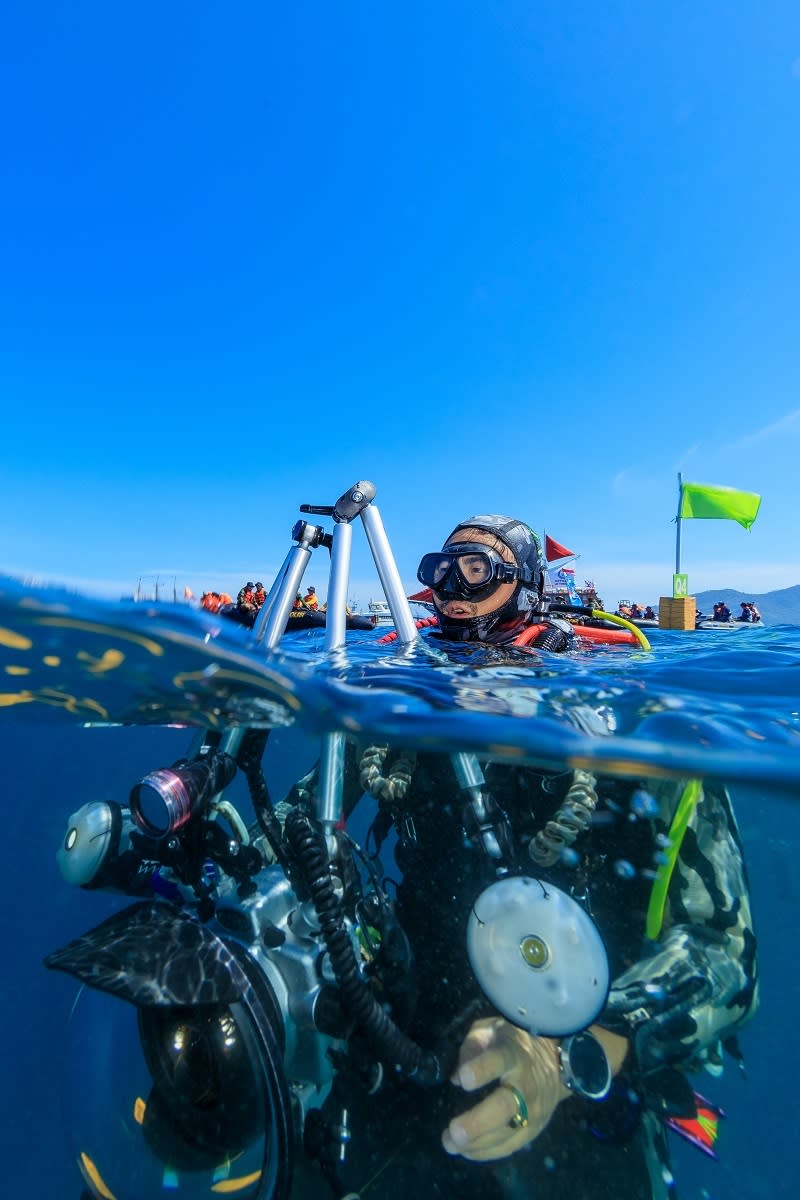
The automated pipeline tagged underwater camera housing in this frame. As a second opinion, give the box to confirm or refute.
[45,482,433,1200]
[48,753,357,1200]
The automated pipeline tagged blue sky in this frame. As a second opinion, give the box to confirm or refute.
[2,2,799,610]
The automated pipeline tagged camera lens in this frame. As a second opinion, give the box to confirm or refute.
[130,768,195,837]
[129,753,237,838]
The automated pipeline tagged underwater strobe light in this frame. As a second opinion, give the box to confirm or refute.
[56,800,135,888]
[129,750,237,838]
[466,876,610,1037]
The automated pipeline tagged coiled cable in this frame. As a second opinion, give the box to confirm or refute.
[529,768,599,867]
[284,806,444,1086]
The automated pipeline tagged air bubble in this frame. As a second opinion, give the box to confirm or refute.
[631,789,658,818]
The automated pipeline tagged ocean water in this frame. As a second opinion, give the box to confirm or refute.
[0,576,798,1200]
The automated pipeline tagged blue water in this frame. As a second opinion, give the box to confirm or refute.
[1,576,798,1199]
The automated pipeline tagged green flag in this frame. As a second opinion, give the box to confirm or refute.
[679,481,762,529]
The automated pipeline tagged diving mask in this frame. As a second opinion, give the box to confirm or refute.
[417,543,535,602]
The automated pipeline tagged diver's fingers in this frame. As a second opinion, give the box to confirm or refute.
[441,1084,528,1161]
[453,1019,516,1090]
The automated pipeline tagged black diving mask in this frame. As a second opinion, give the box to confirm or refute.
[417,543,534,602]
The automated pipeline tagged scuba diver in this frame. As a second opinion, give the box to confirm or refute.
[293,515,759,1198]
[47,501,758,1200]
[414,514,573,650]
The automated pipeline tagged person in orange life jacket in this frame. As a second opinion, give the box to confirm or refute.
[253,582,266,607]
[416,514,573,651]
[303,585,320,610]
[237,582,258,621]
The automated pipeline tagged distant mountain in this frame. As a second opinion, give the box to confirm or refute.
[690,584,800,626]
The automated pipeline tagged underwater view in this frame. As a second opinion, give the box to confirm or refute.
[0,520,797,1199]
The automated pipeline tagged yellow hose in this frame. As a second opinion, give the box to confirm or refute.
[645,779,702,940]
[589,609,651,651]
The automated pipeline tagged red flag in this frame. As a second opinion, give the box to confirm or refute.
[545,535,575,562]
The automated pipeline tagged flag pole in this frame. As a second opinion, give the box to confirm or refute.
[675,472,683,574]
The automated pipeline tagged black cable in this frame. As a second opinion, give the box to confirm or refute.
[284,807,447,1087]
[236,729,290,870]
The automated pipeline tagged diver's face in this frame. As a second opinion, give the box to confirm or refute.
[432,528,518,621]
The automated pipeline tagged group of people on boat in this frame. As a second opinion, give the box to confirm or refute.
[293,585,319,610]
[198,589,235,613]
[737,600,761,622]
[710,600,761,623]
[200,581,326,628]
[200,580,269,625]
[618,599,762,628]
[617,602,657,621]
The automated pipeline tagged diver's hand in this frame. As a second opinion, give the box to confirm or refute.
[441,1016,570,1162]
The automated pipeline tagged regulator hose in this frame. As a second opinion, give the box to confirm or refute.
[284,806,445,1087]
[547,601,651,650]
[590,608,651,651]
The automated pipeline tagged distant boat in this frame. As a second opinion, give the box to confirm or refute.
[694,615,764,631]
[367,599,394,628]
[284,607,374,633]
[542,536,605,610]
[622,607,765,632]
[615,603,659,628]
[218,603,373,634]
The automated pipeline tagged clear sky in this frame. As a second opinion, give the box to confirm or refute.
[2,2,799,611]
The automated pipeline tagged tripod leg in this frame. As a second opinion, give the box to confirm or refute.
[255,543,313,647]
[361,505,419,644]
[324,522,353,650]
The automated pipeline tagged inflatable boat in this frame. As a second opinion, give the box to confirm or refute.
[219,604,374,634]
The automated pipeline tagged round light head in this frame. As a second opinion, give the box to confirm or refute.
[466,876,609,1036]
